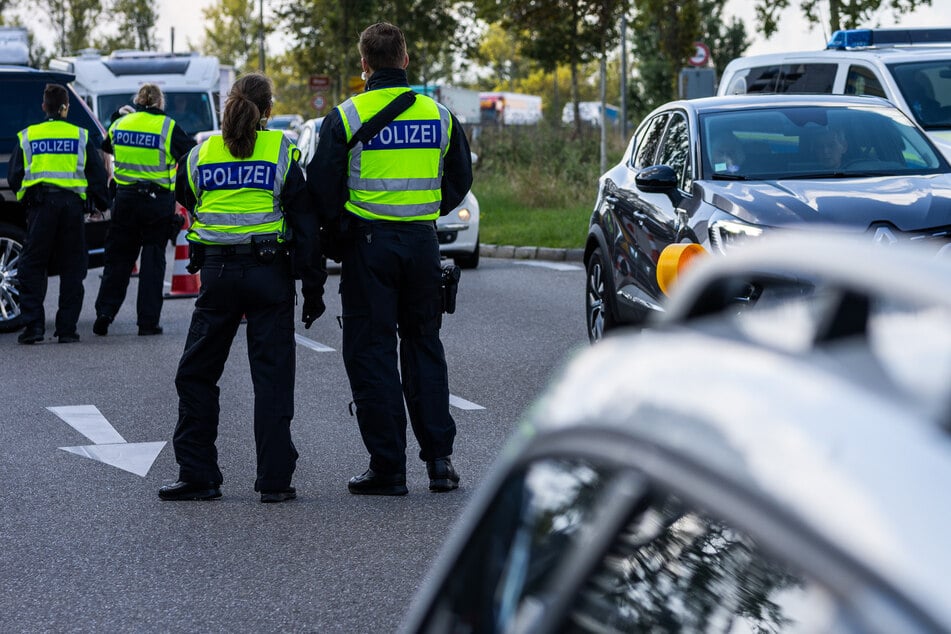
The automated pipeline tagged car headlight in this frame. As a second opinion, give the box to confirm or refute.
[709,218,764,255]
[456,208,471,222]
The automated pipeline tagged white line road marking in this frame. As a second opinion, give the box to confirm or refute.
[450,394,485,410]
[514,261,583,272]
[48,405,166,477]
[295,334,335,352]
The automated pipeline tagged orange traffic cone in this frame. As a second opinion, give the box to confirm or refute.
[164,204,200,299]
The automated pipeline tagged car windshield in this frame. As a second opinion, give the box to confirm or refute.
[700,105,945,181]
[889,60,951,130]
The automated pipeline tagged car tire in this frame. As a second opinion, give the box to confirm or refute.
[454,236,480,269]
[586,245,616,343]
[0,222,26,333]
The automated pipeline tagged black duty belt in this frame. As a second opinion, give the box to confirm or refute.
[203,244,256,256]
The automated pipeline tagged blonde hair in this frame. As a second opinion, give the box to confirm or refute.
[134,83,165,110]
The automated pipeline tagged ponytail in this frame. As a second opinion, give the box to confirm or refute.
[221,73,273,159]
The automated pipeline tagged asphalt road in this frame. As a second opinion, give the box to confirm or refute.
[0,255,587,633]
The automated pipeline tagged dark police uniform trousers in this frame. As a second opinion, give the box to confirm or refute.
[172,248,298,491]
[18,186,88,336]
[95,185,176,328]
[340,219,456,475]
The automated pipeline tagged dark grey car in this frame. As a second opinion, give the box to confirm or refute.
[584,94,951,341]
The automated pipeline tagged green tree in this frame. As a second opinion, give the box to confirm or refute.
[698,0,750,78]
[95,0,158,53]
[629,0,701,120]
[273,0,470,104]
[200,0,263,72]
[754,0,933,38]
[39,0,102,54]
[476,0,628,134]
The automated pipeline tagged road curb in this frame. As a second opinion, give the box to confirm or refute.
[482,244,584,263]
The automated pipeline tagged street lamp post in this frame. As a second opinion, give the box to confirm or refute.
[258,0,265,73]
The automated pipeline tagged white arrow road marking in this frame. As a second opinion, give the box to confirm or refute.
[514,261,583,272]
[450,394,485,411]
[48,405,166,478]
[295,334,335,352]
[60,442,167,477]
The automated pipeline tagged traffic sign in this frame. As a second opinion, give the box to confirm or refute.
[312,95,326,110]
[688,42,711,67]
[309,74,330,91]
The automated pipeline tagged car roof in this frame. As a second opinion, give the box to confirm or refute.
[526,233,951,629]
[0,66,75,82]
[725,45,951,67]
[659,93,896,115]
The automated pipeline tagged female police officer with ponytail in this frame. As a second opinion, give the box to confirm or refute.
[158,72,326,503]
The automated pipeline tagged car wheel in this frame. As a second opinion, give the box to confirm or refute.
[454,236,480,269]
[586,245,616,343]
[0,222,26,333]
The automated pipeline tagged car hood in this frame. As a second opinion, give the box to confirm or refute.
[705,175,951,231]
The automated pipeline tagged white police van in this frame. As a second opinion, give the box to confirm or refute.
[48,50,222,137]
[717,27,951,160]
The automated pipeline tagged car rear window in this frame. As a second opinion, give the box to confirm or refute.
[742,63,838,94]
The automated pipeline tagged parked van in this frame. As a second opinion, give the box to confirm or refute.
[717,27,951,159]
[48,50,222,136]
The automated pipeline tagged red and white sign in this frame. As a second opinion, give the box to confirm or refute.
[309,74,331,91]
[312,95,326,110]
[688,42,711,67]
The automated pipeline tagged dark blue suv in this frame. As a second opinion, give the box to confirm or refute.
[0,67,110,332]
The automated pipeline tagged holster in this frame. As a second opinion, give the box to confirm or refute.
[186,242,205,274]
[251,233,281,264]
[440,264,461,314]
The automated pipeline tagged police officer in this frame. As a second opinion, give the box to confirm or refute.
[158,73,326,503]
[9,83,110,344]
[93,83,196,336]
[307,22,473,495]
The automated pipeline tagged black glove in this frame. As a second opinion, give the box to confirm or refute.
[302,295,326,329]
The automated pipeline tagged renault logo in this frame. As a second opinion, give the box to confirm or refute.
[873,227,898,245]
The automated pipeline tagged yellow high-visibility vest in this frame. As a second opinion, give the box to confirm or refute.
[185,130,295,245]
[109,111,177,190]
[17,120,88,201]
[337,88,452,222]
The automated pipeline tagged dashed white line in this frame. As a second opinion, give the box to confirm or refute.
[514,261,583,272]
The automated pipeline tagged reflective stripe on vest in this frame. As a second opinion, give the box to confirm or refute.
[338,88,451,222]
[17,121,89,201]
[185,130,291,245]
[109,111,177,190]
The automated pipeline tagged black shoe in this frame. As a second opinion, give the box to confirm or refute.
[348,468,408,496]
[17,325,44,345]
[261,487,297,503]
[57,332,80,344]
[158,480,222,501]
[427,457,460,492]
[138,325,163,336]
[93,315,111,336]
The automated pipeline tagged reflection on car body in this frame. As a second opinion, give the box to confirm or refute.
[403,233,951,634]
[584,94,951,342]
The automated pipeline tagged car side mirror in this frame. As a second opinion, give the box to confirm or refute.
[636,165,682,206]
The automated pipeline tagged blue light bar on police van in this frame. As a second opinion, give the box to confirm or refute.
[827,28,951,49]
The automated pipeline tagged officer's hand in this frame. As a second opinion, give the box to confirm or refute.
[302,295,326,329]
